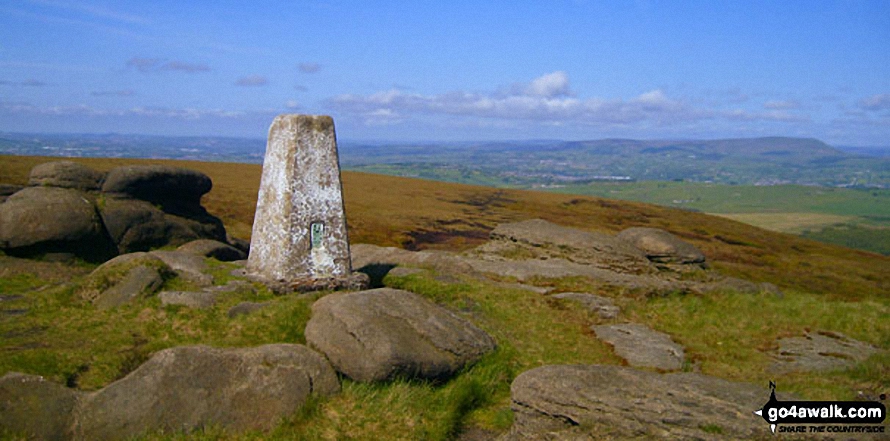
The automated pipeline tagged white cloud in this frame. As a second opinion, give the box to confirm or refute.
[859,93,890,111]
[285,100,300,109]
[329,72,703,127]
[525,71,571,97]
[763,100,801,110]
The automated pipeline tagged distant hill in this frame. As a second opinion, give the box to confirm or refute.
[2,133,889,187]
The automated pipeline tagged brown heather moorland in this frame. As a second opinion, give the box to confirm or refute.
[1,154,887,301]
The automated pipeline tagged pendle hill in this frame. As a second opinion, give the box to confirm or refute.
[3,133,890,256]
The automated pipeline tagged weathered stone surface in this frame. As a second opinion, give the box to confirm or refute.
[28,160,104,191]
[0,187,116,261]
[79,252,171,308]
[247,115,355,289]
[101,165,211,204]
[149,250,213,286]
[159,291,217,309]
[488,219,654,274]
[0,372,80,441]
[177,239,246,261]
[505,365,787,440]
[306,288,496,382]
[99,195,226,254]
[75,344,340,440]
[771,330,879,373]
[617,227,706,265]
[351,243,475,275]
[552,292,619,319]
[227,301,269,318]
[0,183,23,202]
[95,265,164,309]
[592,323,685,371]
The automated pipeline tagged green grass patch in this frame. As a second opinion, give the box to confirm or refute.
[625,289,889,400]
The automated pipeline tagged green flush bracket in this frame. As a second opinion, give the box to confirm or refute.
[310,222,325,249]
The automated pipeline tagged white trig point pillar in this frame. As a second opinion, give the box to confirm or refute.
[247,114,367,293]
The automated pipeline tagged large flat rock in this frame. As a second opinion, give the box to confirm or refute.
[592,323,685,371]
[505,365,784,440]
[305,288,496,382]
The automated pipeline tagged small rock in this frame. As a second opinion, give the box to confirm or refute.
[28,161,104,191]
[616,227,706,265]
[0,372,81,441]
[177,239,246,261]
[592,323,685,371]
[95,265,165,309]
[552,292,620,319]
[79,252,172,308]
[159,291,217,309]
[305,288,496,382]
[771,330,879,373]
[227,235,250,254]
[228,301,269,318]
[150,250,213,286]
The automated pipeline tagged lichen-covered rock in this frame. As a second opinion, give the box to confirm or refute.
[770,330,879,373]
[99,196,226,254]
[0,372,81,441]
[617,227,706,265]
[0,187,116,262]
[306,288,496,382]
[74,344,339,439]
[101,165,211,204]
[150,250,213,286]
[28,160,104,191]
[487,219,655,274]
[158,291,217,309]
[505,365,784,440]
[78,252,172,307]
[592,323,685,371]
[177,239,246,261]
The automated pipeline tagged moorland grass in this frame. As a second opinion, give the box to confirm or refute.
[1,155,888,439]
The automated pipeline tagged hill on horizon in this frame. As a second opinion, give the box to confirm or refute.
[2,133,889,187]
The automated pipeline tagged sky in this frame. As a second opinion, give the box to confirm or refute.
[1,0,889,145]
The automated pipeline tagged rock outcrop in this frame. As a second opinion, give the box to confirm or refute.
[77,252,173,308]
[617,226,706,265]
[0,187,117,262]
[306,288,496,382]
[505,364,785,440]
[0,161,232,262]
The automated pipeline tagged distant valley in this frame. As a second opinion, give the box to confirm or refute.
[3,132,890,254]
[2,133,888,188]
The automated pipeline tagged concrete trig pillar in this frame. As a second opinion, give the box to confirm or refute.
[246,114,368,292]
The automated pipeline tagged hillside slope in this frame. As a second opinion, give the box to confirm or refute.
[1,154,887,300]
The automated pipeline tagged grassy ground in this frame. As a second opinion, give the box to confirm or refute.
[1,155,889,439]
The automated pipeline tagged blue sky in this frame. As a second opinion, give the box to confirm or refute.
[1,0,888,145]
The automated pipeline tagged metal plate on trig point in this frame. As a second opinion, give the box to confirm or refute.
[310,222,324,249]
